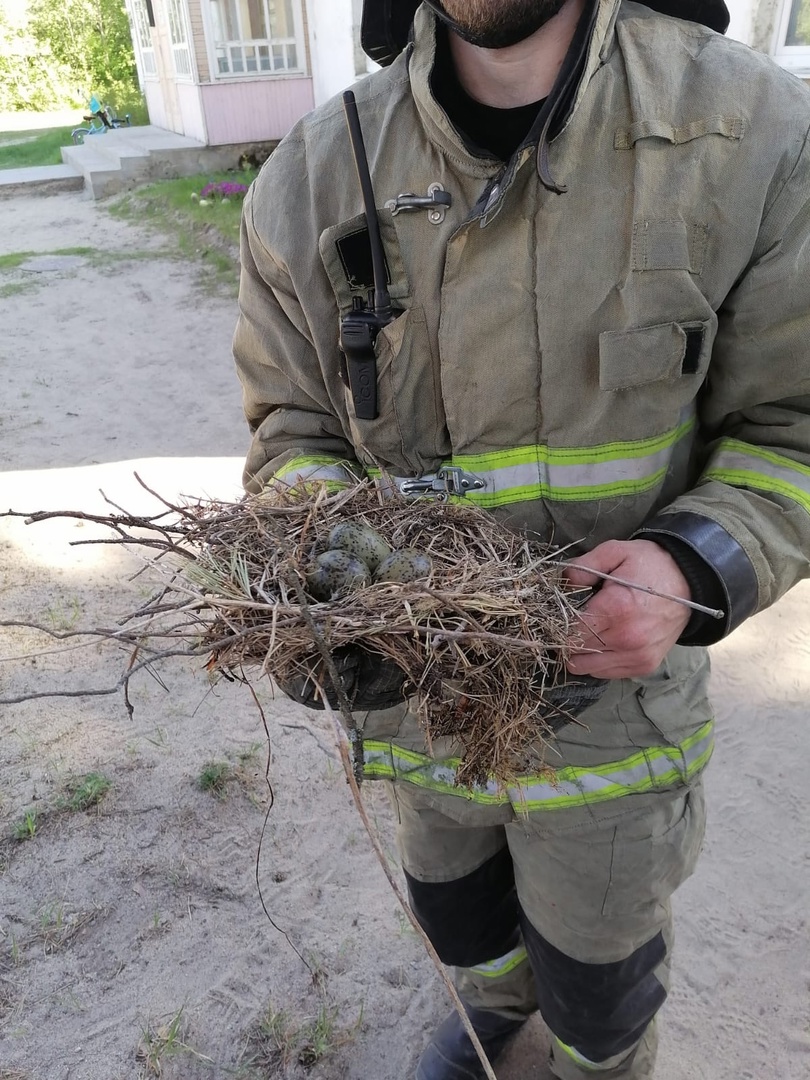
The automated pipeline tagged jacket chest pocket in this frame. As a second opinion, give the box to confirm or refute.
[343,304,448,477]
[599,318,715,392]
[321,213,448,477]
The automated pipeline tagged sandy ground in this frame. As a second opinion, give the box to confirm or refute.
[0,191,808,1080]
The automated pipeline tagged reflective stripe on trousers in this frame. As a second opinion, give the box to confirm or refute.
[363,720,713,810]
[469,945,529,979]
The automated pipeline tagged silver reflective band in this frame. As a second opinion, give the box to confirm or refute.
[362,721,714,810]
[274,460,355,486]
[704,441,810,515]
[377,408,696,508]
[555,1036,622,1071]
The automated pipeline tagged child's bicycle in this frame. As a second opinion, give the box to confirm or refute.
[71,96,132,144]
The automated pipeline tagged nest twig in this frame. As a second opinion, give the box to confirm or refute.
[3,476,587,786]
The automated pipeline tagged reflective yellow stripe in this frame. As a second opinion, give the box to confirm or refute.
[469,946,528,979]
[704,439,810,515]
[369,411,695,508]
[363,721,713,810]
[274,455,359,489]
[555,1037,609,1071]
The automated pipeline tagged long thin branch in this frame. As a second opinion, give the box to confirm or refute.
[551,561,725,620]
[330,720,498,1080]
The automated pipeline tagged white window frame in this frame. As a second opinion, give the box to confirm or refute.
[205,0,307,79]
[129,0,158,79]
[774,0,810,75]
[166,0,194,80]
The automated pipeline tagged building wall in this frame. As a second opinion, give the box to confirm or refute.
[726,0,759,42]
[306,0,358,106]
[177,81,207,141]
[188,0,211,83]
[143,80,168,131]
[201,77,315,143]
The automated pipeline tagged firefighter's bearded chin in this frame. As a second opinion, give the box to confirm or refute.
[435,0,569,49]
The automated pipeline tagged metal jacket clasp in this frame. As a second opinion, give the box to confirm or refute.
[399,467,485,501]
[385,183,452,224]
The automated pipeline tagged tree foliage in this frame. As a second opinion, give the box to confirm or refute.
[0,0,139,111]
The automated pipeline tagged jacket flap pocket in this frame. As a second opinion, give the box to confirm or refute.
[599,320,712,391]
[319,211,410,314]
[614,116,745,150]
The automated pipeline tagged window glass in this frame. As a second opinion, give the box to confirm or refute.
[786,0,810,45]
[269,0,295,38]
[242,0,268,40]
[130,0,157,75]
[209,0,302,74]
[210,0,238,42]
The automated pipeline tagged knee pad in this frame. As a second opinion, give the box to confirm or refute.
[520,908,667,1063]
[405,846,520,967]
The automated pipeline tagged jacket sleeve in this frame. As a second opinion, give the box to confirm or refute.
[637,125,810,643]
[234,184,358,494]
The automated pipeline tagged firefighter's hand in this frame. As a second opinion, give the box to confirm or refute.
[275,646,407,712]
[563,540,692,679]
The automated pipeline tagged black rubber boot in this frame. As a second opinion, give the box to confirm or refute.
[415,1002,527,1079]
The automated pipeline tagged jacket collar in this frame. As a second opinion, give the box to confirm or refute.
[407,0,726,192]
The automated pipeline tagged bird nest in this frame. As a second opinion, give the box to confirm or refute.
[161,479,585,786]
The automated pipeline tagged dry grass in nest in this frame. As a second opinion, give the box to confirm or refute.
[164,480,583,786]
[2,477,586,786]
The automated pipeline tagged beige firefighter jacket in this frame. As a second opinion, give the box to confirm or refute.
[233,1,810,774]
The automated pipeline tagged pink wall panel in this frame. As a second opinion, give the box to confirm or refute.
[200,77,315,144]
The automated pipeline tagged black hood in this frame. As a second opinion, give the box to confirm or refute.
[361,0,730,66]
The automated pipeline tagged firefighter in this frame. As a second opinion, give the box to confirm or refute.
[232,1,810,1076]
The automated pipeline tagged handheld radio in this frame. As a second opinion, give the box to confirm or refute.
[340,90,395,421]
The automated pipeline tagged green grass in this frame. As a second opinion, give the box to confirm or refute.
[7,773,111,845]
[0,94,148,171]
[197,761,234,798]
[0,246,96,271]
[244,999,361,1071]
[60,772,112,812]
[0,127,76,170]
[0,281,37,300]
[136,1007,213,1075]
[11,808,38,842]
[108,170,258,292]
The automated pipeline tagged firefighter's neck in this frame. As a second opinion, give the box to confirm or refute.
[448,0,585,108]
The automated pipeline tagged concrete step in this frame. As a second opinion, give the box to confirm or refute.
[61,144,127,199]
[73,138,147,171]
[60,126,218,198]
[0,163,84,198]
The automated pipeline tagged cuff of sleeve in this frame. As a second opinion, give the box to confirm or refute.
[633,511,759,645]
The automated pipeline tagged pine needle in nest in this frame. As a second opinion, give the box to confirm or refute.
[5,478,590,787]
[160,479,586,786]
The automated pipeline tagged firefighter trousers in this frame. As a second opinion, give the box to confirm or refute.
[388,777,706,1079]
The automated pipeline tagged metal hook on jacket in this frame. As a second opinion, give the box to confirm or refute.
[385,183,452,224]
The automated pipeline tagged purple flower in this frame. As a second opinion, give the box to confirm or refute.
[199,181,250,200]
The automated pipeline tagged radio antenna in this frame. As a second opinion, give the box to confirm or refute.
[342,90,392,321]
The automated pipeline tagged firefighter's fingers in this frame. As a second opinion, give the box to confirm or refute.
[562,540,631,588]
[565,540,692,679]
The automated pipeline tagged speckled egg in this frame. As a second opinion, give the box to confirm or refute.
[306,549,371,601]
[373,549,432,584]
[327,521,391,574]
